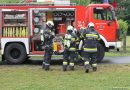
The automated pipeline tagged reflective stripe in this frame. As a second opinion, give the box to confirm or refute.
[78,55,82,59]
[76,42,80,44]
[49,30,51,32]
[71,38,75,41]
[69,48,76,51]
[98,38,101,40]
[82,57,85,61]
[83,48,97,52]
[86,34,98,38]
[92,64,97,67]
[80,35,84,38]
[84,61,89,65]
[63,62,68,65]
[45,63,50,66]
[69,63,74,66]
[65,38,71,40]
[64,40,70,48]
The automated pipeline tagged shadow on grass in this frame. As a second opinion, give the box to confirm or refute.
[0,58,114,66]
[0,59,63,66]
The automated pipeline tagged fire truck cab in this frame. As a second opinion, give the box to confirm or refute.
[0,3,121,64]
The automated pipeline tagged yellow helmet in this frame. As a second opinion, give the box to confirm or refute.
[87,22,95,28]
[73,28,77,33]
[67,25,73,31]
[80,27,85,30]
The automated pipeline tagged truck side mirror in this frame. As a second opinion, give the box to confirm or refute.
[112,18,116,21]
[108,21,111,26]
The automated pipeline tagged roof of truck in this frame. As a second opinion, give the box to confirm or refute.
[88,3,111,7]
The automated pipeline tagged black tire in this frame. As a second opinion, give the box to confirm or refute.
[2,55,5,61]
[97,43,105,63]
[117,48,120,52]
[4,43,27,64]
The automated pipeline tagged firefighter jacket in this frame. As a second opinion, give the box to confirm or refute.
[75,31,80,46]
[83,28,100,52]
[64,33,78,51]
[41,26,55,46]
[78,28,85,50]
[79,29,85,41]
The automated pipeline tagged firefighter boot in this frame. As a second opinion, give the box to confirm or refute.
[44,64,50,71]
[69,62,74,71]
[77,54,84,66]
[84,61,90,73]
[78,59,84,66]
[63,61,68,71]
[42,62,45,69]
[92,63,97,72]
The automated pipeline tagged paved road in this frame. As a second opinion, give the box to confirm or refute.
[102,56,130,64]
[25,56,130,65]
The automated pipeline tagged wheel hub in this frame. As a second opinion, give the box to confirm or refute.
[10,48,21,59]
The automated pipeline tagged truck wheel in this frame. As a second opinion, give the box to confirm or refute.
[117,48,120,52]
[2,55,5,61]
[97,43,105,63]
[4,43,27,64]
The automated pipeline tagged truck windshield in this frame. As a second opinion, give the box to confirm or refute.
[94,7,115,21]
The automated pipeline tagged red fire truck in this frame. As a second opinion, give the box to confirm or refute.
[0,1,121,64]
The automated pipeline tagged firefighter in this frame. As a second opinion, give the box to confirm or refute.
[73,28,83,65]
[78,27,86,66]
[79,27,86,54]
[63,25,78,71]
[73,28,80,49]
[82,22,100,73]
[41,21,55,70]
[72,28,81,65]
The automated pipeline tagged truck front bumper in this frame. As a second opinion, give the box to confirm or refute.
[108,41,122,49]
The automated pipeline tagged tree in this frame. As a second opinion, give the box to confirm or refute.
[71,0,90,6]
[118,19,128,51]
[113,0,130,34]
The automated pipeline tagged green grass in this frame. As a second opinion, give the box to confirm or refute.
[0,64,130,90]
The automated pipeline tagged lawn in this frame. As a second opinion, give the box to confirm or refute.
[0,64,130,90]
[1,35,130,90]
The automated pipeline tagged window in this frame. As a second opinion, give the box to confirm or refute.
[94,8,113,21]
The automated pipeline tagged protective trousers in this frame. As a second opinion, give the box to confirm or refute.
[43,45,53,70]
[82,51,97,69]
[63,48,76,71]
